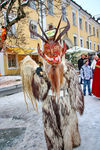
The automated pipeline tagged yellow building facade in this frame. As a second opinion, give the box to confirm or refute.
[0,0,100,75]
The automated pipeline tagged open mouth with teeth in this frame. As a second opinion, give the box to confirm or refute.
[44,54,62,65]
[41,42,63,65]
[37,41,67,65]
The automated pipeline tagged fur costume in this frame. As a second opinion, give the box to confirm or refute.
[20,17,84,150]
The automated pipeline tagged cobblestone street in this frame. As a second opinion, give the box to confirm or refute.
[0,92,100,150]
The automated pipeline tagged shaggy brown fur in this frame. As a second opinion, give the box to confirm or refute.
[48,63,64,99]
[20,56,84,150]
[42,96,81,150]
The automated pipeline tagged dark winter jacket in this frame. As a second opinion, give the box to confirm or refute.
[78,58,84,70]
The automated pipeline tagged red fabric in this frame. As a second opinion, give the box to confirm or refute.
[0,28,7,41]
[92,58,100,97]
[38,41,67,65]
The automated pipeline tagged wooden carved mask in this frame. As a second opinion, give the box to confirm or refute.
[29,16,70,66]
[29,17,70,99]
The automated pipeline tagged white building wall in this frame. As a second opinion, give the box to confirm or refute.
[0,52,5,75]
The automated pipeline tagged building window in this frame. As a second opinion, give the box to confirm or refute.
[94,43,96,51]
[73,35,77,46]
[85,21,88,32]
[97,29,99,38]
[80,38,83,47]
[72,12,76,26]
[93,27,95,36]
[86,40,89,49]
[79,18,82,30]
[47,0,53,16]
[89,41,92,49]
[62,6,66,21]
[89,24,91,35]
[8,54,17,68]
[28,0,36,9]
[30,20,38,39]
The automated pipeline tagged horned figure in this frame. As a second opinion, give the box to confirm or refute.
[30,17,70,100]
[20,17,84,150]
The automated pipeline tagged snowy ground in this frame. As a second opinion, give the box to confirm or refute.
[0,92,100,150]
[0,76,100,150]
[0,92,47,150]
[0,76,21,88]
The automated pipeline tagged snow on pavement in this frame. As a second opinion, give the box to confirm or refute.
[0,92,47,150]
[0,92,100,150]
[0,76,21,88]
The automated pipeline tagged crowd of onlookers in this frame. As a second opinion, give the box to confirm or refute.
[78,52,100,99]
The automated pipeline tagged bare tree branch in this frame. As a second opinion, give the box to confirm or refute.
[0,0,30,30]
[0,0,9,10]
[0,0,70,30]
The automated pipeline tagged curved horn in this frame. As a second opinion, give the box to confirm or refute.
[53,16,62,41]
[38,22,49,41]
[55,17,70,42]
[29,21,48,43]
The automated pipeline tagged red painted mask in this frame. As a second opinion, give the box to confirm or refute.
[29,16,70,65]
[38,40,67,65]
[29,17,70,99]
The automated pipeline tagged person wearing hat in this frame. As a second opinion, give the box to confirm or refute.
[92,51,100,98]
[36,61,43,77]
[81,59,93,96]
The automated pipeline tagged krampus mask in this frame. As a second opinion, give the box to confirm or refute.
[29,17,70,99]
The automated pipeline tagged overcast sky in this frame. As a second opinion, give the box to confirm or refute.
[74,0,100,18]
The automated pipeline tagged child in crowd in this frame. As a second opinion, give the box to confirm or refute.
[81,59,92,96]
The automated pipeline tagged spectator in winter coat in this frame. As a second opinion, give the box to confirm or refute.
[36,62,43,77]
[85,54,92,66]
[81,59,92,96]
[78,54,85,84]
